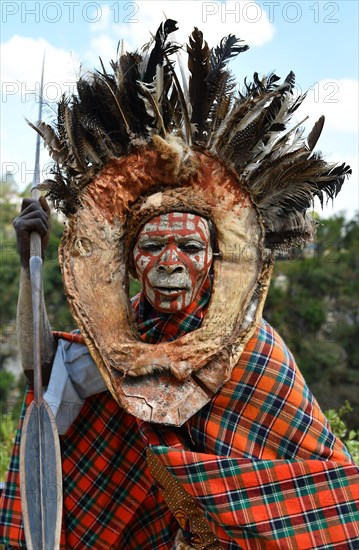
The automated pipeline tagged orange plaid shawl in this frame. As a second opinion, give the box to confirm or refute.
[1,320,358,549]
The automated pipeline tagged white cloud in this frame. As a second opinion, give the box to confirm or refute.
[89,35,118,63]
[85,1,275,65]
[296,79,359,134]
[1,35,80,187]
[1,35,80,100]
[291,79,358,218]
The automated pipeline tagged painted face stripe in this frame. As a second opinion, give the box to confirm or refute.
[133,213,213,313]
[140,214,209,241]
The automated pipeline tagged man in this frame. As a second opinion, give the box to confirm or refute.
[1,21,358,549]
[131,211,213,343]
[2,198,359,549]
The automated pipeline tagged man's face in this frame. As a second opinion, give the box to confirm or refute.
[133,212,213,312]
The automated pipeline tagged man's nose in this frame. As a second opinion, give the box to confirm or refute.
[157,247,185,273]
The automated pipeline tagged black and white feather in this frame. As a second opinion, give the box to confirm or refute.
[33,20,351,250]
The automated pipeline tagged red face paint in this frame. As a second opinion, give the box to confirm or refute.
[133,212,213,312]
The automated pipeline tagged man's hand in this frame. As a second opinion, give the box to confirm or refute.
[14,196,56,383]
[13,197,51,267]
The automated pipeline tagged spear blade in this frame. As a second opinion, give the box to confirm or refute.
[20,400,62,550]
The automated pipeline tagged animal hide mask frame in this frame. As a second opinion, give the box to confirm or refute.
[33,20,351,425]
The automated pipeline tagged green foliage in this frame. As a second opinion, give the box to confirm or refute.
[264,214,359,431]
[129,277,141,298]
[0,195,20,323]
[325,402,359,465]
[0,371,15,401]
[346,431,359,464]
[0,413,17,481]
[0,375,25,482]
[0,173,18,198]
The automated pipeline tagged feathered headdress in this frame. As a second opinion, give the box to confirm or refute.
[30,21,351,425]
[32,19,350,251]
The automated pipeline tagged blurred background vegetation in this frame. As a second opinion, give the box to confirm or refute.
[1,175,358,479]
[264,212,358,431]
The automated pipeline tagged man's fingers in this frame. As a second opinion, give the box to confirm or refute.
[19,208,49,224]
[14,196,51,266]
[21,198,37,210]
[16,217,49,237]
[14,208,49,231]
[21,197,50,215]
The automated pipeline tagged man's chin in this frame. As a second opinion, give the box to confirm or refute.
[147,291,191,313]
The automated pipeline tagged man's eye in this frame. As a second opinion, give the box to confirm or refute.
[180,243,204,254]
[140,243,163,253]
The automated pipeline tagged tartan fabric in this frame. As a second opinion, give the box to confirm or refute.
[150,448,359,549]
[1,320,358,549]
[0,390,177,549]
[52,330,85,344]
[131,275,211,343]
[137,321,359,548]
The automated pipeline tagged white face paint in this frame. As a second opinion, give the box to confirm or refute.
[133,212,213,312]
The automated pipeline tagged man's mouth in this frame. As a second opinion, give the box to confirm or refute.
[155,286,187,294]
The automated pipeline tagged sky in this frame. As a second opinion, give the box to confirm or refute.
[1,0,358,218]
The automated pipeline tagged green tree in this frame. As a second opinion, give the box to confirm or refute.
[264,214,359,430]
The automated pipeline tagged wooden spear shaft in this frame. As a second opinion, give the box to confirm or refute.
[20,54,63,550]
[30,53,44,404]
